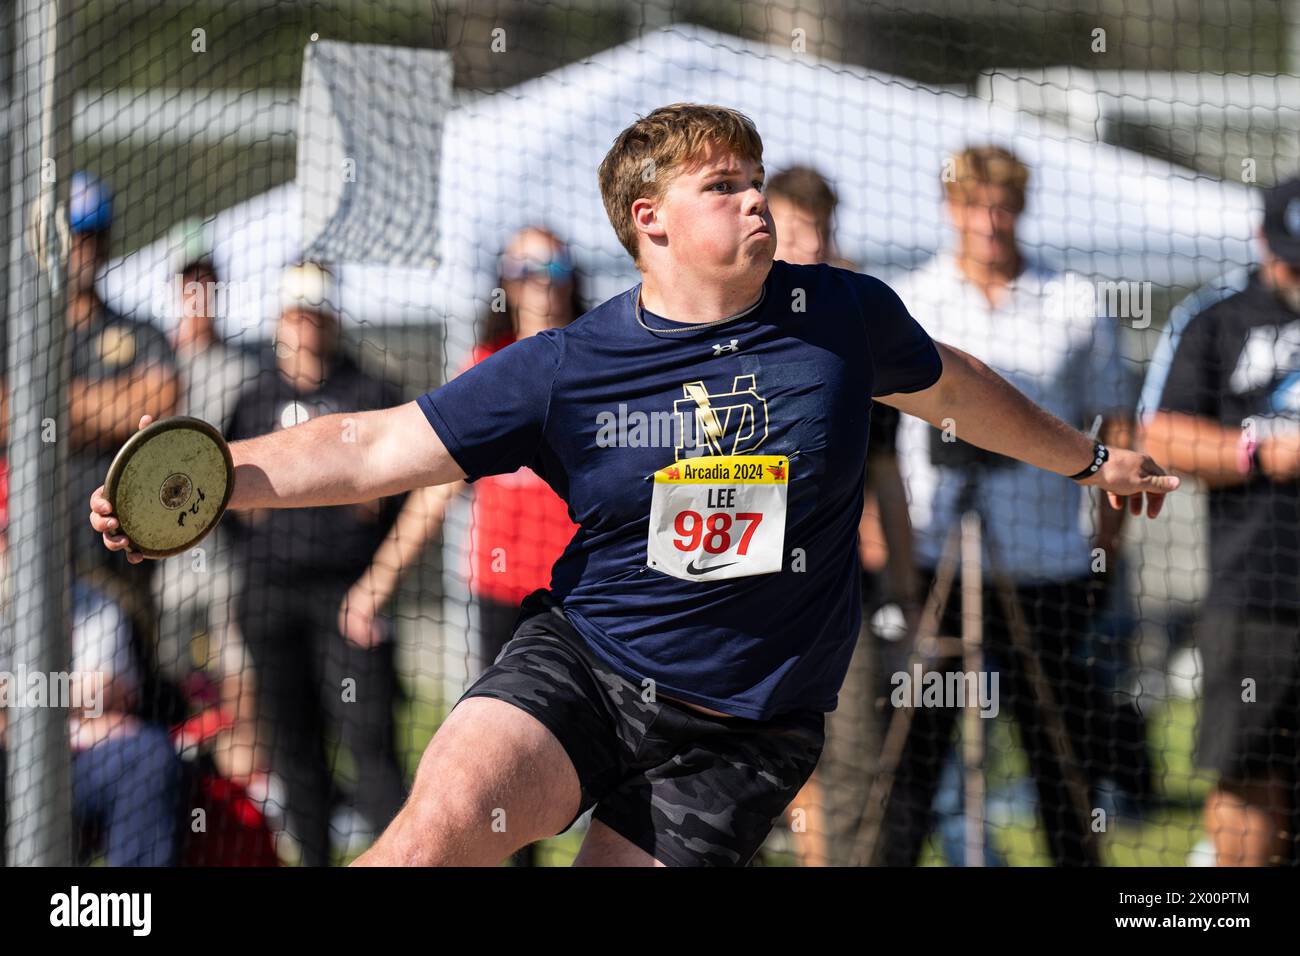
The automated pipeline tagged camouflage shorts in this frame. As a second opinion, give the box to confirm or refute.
[460,589,826,866]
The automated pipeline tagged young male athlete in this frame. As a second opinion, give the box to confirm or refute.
[92,103,1179,866]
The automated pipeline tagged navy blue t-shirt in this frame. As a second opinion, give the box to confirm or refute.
[418,260,942,718]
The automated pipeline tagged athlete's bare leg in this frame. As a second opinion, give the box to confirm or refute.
[352,697,581,866]
[786,771,827,866]
[572,818,668,866]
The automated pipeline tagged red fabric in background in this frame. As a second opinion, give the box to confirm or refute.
[180,772,280,867]
[0,458,9,532]
[463,339,578,606]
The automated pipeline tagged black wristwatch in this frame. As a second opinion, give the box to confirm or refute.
[1068,441,1109,482]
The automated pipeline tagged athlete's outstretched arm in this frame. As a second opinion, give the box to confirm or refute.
[90,402,465,562]
[225,400,465,508]
[877,342,1179,517]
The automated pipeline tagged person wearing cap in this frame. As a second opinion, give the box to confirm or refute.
[65,173,180,544]
[61,172,179,720]
[1142,177,1300,867]
[152,250,263,785]
[0,174,184,864]
[223,263,408,865]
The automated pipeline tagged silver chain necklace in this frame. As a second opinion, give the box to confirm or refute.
[634,284,767,335]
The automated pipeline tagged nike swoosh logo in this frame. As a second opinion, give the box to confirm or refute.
[685,558,737,575]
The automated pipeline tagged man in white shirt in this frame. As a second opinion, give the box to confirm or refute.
[882,146,1135,866]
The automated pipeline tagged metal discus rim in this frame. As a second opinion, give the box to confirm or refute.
[103,415,235,558]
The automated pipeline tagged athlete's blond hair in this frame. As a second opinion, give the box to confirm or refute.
[598,103,764,266]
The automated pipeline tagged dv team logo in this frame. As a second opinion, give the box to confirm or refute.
[673,373,768,462]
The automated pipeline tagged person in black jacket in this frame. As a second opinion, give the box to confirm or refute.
[225,263,408,866]
[1143,178,1300,866]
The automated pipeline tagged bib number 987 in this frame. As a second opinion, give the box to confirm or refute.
[647,455,788,583]
[673,510,763,555]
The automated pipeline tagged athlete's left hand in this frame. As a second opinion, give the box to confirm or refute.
[1080,447,1180,518]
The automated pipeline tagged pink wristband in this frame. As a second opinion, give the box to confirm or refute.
[1238,432,1257,476]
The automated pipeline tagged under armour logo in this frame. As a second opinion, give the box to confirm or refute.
[711,339,739,356]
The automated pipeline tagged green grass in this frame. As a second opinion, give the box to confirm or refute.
[332,680,1215,867]
[1149,698,1214,806]
[911,698,1213,867]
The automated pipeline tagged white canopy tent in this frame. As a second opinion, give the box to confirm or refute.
[100,23,1261,350]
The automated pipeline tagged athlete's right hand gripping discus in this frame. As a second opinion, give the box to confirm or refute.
[102,415,235,558]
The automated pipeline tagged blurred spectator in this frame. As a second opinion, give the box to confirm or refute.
[1141,176,1300,867]
[0,459,184,866]
[61,173,179,723]
[167,252,262,436]
[767,166,921,867]
[767,165,855,270]
[64,578,185,865]
[467,228,583,674]
[883,146,1132,866]
[346,225,583,865]
[225,263,408,866]
[153,253,262,786]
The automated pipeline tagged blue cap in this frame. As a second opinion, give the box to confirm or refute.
[69,171,112,234]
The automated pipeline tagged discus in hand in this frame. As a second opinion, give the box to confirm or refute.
[103,415,235,558]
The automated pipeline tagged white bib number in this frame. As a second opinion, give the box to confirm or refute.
[646,454,789,582]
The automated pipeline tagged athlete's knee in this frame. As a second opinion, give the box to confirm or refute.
[368,700,578,865]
